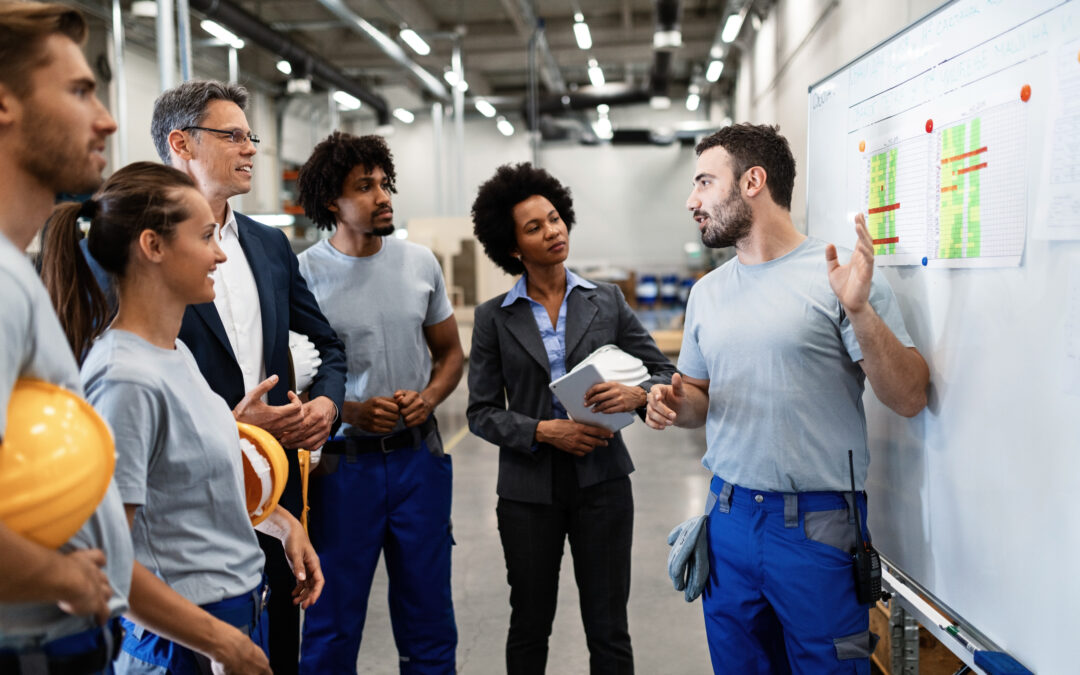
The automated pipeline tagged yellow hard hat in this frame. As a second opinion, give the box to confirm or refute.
[0,379,115,549]
[236,422,288,526]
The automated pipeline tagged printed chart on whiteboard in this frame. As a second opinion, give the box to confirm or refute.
[853,99,1027,269]
[929,102,1026,267]
[862,135,930,266]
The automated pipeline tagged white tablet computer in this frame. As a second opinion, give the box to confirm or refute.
[548,364,636,433]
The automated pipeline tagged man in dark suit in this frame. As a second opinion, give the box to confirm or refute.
[150,80,346,675]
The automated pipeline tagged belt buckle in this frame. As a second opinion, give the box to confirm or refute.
[379,435,392,454]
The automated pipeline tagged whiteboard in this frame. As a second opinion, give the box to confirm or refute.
[806,1,1080,671]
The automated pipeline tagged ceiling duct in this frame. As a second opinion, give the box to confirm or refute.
[648,0,681,96]
[187,0,391,125]
[314,0,450,102]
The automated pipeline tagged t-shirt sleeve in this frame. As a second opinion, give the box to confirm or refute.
[0,271,31,436]
[841,272,916,362]
[676,285,710,380]
[423,249,454,326]
[86,380,163,505]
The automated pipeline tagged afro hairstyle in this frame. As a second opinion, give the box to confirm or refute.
[470,163,575,276]
[297,131,397,230]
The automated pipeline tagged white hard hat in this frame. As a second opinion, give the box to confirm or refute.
[288,331,322,393]
[571,345,649,387]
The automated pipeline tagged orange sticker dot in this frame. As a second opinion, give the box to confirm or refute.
[859,140,866,152]
[925,119,934,133]
[1021,84,1031,102]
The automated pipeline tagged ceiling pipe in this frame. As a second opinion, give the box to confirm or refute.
[497,0,566,94]
[521,0,679,122]
[315,0,450,102]
[187,0,391,125]
[530,88,651,116]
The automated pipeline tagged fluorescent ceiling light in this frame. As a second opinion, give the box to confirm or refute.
[131,0,157,18]
[574,12,584,22]
[721,12,744,43]
[706,60,724,82]
[597,103,609,114]
[496,117,514,136]
[249,214,295,227]
[393,108,415,124]
[587,59,605,87]
[594,116,613,140]
[332,90,362,111]
[653,30,682,49]
[475,99,497,117]
[443,70,469,92]
[650,96,671,110]
[394,229,410,239]
[287,78,312,95]
[573,21,592,50]
[276,60,292,75]
[399,28,431,56]
[200,20,244,49]
[685,93,700,111]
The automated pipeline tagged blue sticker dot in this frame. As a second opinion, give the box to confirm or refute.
[921,257,928,266]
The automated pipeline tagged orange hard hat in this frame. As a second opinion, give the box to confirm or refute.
[236,422,288,526]
[0,379,115,549]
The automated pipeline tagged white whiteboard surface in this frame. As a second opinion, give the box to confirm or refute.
[807,1,1080,671]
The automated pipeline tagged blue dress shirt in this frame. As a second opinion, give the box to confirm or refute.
[501,269,597,420]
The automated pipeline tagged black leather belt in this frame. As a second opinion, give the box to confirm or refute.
[324,417,437,455]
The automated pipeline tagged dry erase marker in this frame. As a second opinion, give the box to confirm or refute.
[944,625,976,654]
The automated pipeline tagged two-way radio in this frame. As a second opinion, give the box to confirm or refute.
[848,449,882,605]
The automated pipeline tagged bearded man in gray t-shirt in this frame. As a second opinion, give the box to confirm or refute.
[647,124,930,674]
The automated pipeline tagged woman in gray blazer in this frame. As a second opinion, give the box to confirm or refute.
[467,163,676,675]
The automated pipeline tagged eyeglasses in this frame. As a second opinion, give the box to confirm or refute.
[183,125,260,146]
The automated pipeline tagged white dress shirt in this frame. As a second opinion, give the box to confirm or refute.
[212,206,266,398]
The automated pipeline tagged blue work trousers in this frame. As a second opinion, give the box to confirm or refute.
[113,580,269,674]
[299,433,456,675]
[702,476,876,674]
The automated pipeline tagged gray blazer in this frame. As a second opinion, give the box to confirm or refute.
[467,281,677,504]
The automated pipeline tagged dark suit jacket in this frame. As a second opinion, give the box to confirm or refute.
[467,281,676,504]
[178,212,346,513]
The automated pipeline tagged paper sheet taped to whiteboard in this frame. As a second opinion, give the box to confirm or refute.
[1034,38,1080,241]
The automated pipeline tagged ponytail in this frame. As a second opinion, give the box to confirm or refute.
[40,162,198,363]
[41,200,110,363]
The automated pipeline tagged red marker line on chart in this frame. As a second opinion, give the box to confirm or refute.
[867,203,900,215]
[941,146,988,165]
[872,236,900,245]
[957,162,987,175]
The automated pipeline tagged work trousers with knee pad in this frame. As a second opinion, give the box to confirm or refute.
[299,426,456,675]
[702,475,877,674]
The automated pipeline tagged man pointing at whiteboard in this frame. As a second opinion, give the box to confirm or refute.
[648,123,929,673]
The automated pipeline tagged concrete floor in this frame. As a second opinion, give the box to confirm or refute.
[340,367,715,674]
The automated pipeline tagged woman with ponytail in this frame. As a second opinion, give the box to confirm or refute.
[42,162,323,675]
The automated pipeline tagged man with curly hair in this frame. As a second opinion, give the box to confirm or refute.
[295,132,463,675]
[647,124,929,673]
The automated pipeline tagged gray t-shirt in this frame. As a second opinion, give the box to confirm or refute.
[298,238,453,437]
[81,330,264,606]
[0,234,132,647]
[678,237,914,493]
